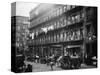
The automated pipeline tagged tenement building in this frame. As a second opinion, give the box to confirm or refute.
[12,16,30,55]
[29,4,97,65]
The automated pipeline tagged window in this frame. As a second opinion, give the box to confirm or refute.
[77,30,81,40]
[54,34,56,42]
[67,5,71,11]
[64,32,67,41]
[60,32,63,41]
[49,11,52,19]
[53,22,56,29]
[81,12,85,19]
[71,15,75,24]
[54,10,57,17]
[64,17,67,26]
[59,7,62,15]
[59,18,63,27]
[57,8,60,16]
[48,35,50,42]
[57,33,60,42]
[43,17,45,22]
[50,35,52,43]
[80,29,83,39]
[43,37,44,44]
[47,16,49,21]
[39,38,41,44]
[55,9,57,17]
[67,16,71,25]
[17,26,20,31]
[47,36,49,43]
[75,13,80,23]
[63,6,67,12]
[57,20,60,28]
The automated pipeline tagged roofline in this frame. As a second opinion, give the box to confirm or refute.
[29,4,41,14]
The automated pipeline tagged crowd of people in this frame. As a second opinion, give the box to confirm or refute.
[30,51,82,70]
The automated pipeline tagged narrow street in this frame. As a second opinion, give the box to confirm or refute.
[11,2,97,73]
[24,61,96,72]
[24,61,62,72]
[32,62,62,72]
